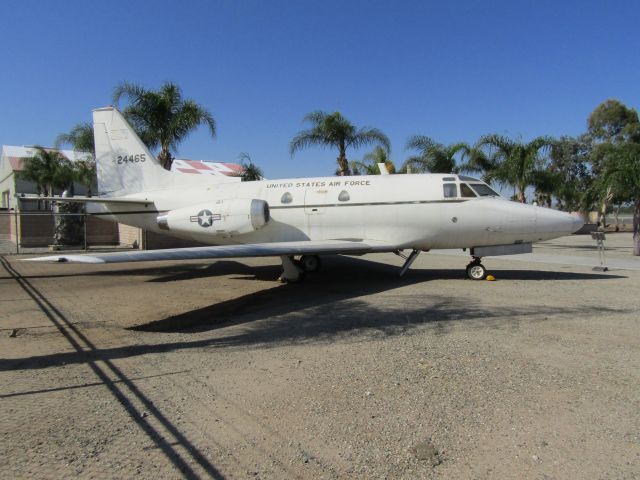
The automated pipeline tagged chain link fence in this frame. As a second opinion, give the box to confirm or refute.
[0,208,120,254]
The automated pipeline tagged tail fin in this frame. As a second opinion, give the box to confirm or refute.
[93,107,172,196]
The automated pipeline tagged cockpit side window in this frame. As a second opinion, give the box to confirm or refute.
[460,183,477,198]
[443,183,458,198]
[469,183,499,197]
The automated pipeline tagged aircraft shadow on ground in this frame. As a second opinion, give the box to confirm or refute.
[128,255,626,334]
[1,255,627,373]
[2,288,626,373]
[133,254,627,285]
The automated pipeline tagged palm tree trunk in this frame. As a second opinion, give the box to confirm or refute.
[36,185,42,210]
[336,142,350,176]
[337,154,350,176]
[157,149,173,171]
[46,183,54,210]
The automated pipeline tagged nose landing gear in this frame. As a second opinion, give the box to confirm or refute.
[466,257,488,280]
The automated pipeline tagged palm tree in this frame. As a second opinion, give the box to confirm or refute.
[73,160,97,196]
[237,153,264,181]
[19,146,71,200]
[290,111,390,176]
[351,146,396,175]
[457,145,500,181]
[55,122,95,155]
[113,82,217,170]
[477,134,553,203]
[19,146,80,244]
[403,136,470,174]
[530,169,561,207]
[56,122,97,196]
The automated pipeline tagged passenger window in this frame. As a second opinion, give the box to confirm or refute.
[460,183,477,198]
[280,192,293,204]
[443,183,458,198]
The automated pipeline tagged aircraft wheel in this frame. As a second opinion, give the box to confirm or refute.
[466,262,487,280]
[299,255,321,272]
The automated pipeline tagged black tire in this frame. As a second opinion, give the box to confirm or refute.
[299,255,321,272]
[466,263,487,280]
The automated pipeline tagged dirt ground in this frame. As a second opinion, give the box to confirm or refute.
[1,234,639,479]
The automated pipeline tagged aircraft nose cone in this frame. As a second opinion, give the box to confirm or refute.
[570,213,585,234]
[536,207,582,236]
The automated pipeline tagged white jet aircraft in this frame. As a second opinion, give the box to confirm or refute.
[27,107,583,281]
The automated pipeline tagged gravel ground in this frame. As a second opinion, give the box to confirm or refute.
[1,233,639,479]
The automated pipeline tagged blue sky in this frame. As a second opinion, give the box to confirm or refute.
[1,0,638,178]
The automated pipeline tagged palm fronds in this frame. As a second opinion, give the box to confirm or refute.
[113,81,217,170]
[290,111,390,175]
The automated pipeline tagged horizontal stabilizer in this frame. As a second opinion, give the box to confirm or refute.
[17,195,153,205]
[24,240,395,264]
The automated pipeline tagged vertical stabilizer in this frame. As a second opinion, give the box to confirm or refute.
[93,107,171,196]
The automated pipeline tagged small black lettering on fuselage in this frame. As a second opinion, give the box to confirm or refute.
[265,180,372,188]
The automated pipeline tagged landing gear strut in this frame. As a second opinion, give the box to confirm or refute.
[466,257,487,280]
[398,249,421,277]
[279,255,322,282]
[279,255,305,283]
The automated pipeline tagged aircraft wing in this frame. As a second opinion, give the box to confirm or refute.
[24,239,397,264]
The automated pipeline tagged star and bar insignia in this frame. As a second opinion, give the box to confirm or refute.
[190,209,221,228]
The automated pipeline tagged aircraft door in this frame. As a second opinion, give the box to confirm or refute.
[304,188,328,238]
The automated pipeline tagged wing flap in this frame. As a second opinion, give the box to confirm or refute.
[24,240,395,264]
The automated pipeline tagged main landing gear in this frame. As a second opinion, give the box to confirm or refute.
[279,255,322,283]
[299,254,322,273]
[466,256,487,280]
[280,252,489,282]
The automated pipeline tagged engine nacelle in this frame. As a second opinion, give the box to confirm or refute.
[157,198,270,237]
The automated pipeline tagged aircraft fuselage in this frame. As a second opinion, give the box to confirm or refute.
[90,173,580,252]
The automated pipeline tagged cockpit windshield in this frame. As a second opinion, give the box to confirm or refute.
[460,183,476,197]
[441,177,501,199]
[468,183,499,197]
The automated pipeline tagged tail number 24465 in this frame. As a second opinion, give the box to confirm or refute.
[114,154,146,164]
